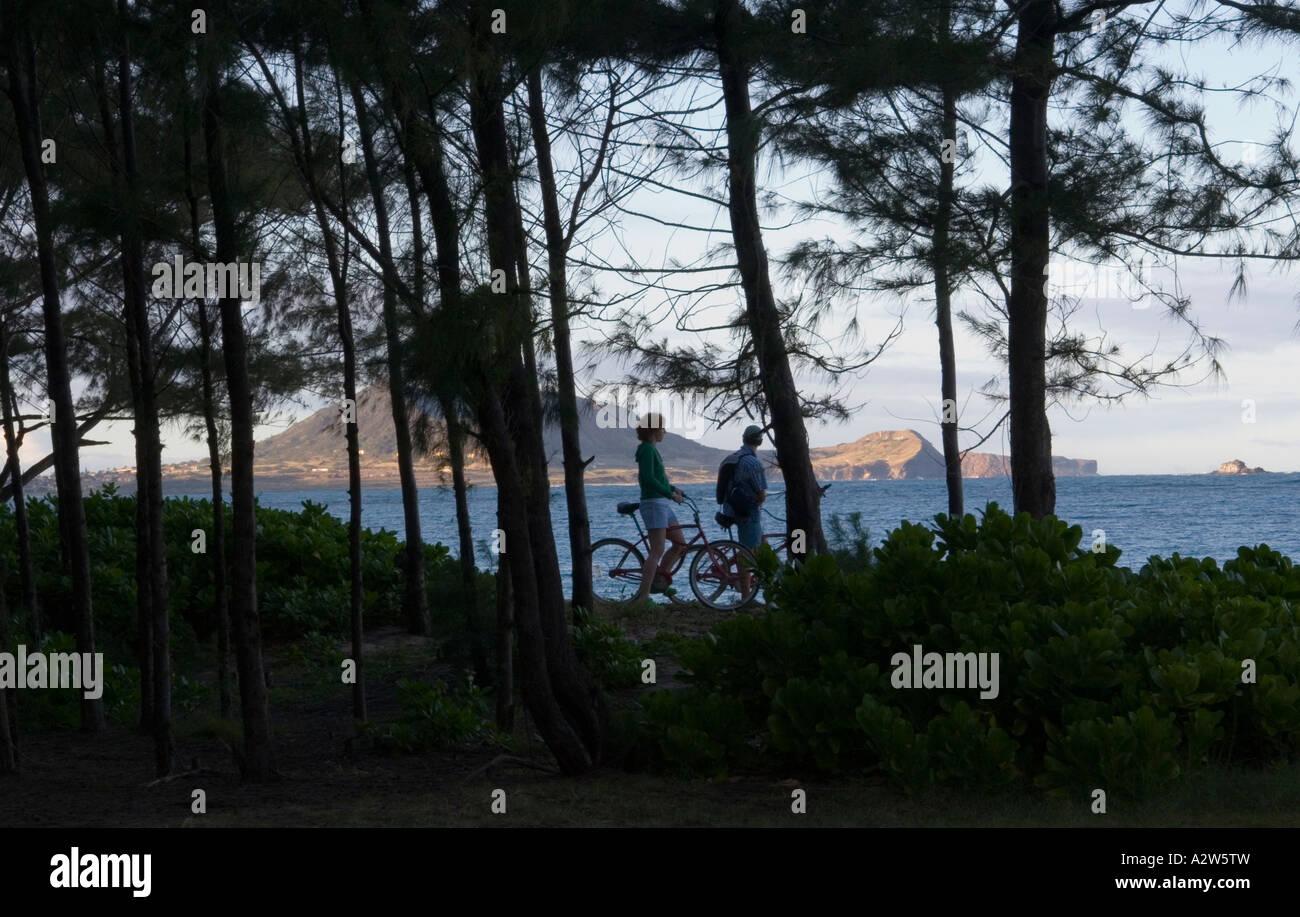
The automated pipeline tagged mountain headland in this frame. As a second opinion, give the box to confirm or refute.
[68,388,1099,493]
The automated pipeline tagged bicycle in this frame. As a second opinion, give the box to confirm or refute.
[709,483,834,607]
[588,492,758,611]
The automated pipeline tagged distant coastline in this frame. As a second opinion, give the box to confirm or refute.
[17,391,1296,495]
[30,392,1101,494]
[35,467,1300,497]
[23,454,1300,497]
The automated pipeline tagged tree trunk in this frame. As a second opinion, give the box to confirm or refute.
[339,246,366,720]
[0,683,13,773]
[91,34,156,737]
[478,388,595,770]
[124,134,157,739]
[352,83,430,637]
[1007,0,1057,518]
[525,69,594,617]
[403,151,427,317]
[411,134,486,667]
[495,509,514,731]
[329,75,367,723]
[4,7,106,731]
[469,44,607,772]
[131,412,156,735]
[0,583,15,773]
[184,120,233,722]
[197,301,232,720]
[448,401,490,683]
[113,0,173,773]
[503,238,600,756]
[934,9,964,519]
[0,320,39,644]
[403,155,488,684]
[506,180,572,643]
[201,50,275,780]
[715,0,827,556]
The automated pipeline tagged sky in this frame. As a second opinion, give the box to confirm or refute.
[21,3,1300,479]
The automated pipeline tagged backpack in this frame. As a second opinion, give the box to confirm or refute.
[715,450,758,518]
[715,452,740,504]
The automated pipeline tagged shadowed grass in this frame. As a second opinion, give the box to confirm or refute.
[197,763,1300,827]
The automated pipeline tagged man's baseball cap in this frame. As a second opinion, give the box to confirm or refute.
[743,424,764,444]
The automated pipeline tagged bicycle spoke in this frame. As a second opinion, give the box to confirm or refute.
[589,539,646,606]
[689,539,757,611]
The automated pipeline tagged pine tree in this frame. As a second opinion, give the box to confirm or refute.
[200,31,276,781]
[2,0,106,731]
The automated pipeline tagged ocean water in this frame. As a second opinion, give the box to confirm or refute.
[187,473,1300,578]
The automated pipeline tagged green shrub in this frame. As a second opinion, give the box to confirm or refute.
[3,631,83,729]
[572,617,643,689]
[633,688,754,778]
[635,503,1300,797]
[0,489,475,649]
[1,631,211,730]
[0,489,486,735]
[361,676,502,754]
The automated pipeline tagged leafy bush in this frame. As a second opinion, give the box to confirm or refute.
[0,489,476,649]
[0,489,489,735]
[280,630,347,672]
[0,630,210,730]
[361,676,502,754]
[572,617,644,689]
[630,688,754,778]
[635,504,1300,797]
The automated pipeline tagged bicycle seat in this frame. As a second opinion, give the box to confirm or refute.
[616,501,640,515]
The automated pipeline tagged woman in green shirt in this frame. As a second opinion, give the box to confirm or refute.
[633,412,686,601]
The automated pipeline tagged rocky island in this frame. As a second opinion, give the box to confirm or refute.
[1213,459,1267,475]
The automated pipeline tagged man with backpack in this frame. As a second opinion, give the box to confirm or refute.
[716,424,768,550]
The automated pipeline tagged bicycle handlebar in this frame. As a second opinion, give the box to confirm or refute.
[758,483,832,522]
[757,483,833,498]
[662,482,832,531]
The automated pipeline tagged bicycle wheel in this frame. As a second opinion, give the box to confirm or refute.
[689,539,758,611]
[589,538,646,605]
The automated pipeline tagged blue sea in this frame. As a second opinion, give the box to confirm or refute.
[185,473,1300,581]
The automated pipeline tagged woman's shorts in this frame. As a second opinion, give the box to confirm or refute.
[639,497,679,531]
